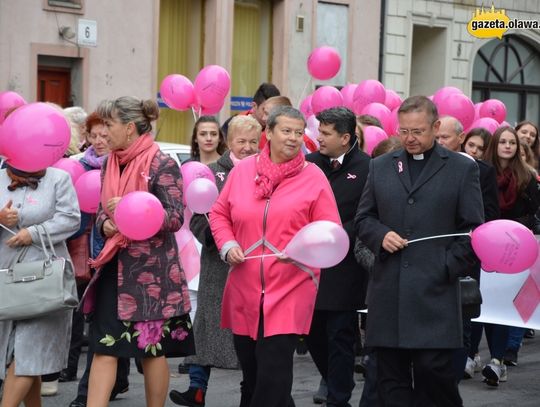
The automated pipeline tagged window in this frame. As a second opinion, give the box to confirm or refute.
[472,35,540,126]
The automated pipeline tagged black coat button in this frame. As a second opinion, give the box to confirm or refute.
[408,198,414,204]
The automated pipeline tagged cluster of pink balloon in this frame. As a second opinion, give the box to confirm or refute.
[431,87,507,134]
[300,78,400,155]
[0,97,71,172]
[180,161,219,214]
[51,158,103,214]
[160,65,231,116]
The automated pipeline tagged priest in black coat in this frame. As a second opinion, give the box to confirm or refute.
[355,96,484,407]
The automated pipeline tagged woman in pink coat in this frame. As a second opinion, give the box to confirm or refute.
[210,106,341,407]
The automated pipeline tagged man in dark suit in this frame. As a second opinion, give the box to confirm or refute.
[306,107,371,407]
[355,96,484,406]
[436,115,500,382]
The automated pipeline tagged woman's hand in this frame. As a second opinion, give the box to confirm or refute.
[5,229,32,248]
[276,253,294,264]
[0,200,19,228]
[226,247,245,266]
[103,219,119,238]
[106,197,122,216]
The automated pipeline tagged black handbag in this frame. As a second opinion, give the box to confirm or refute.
[460,276,482,319]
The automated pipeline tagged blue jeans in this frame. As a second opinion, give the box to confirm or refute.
[189,364,211,391]
[506,327,525,351]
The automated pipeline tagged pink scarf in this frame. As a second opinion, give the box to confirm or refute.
[254,143,305,199]
[89,134,159,269]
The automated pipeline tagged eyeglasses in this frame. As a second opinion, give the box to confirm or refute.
[398,128,428,137]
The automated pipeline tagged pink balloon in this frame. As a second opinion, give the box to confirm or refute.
[300,94,314,118]
[499,121,511,128]
[74,170,101,213]
[436,93,475,130]
[471,220,539,273]
[185,178,219,214]
[0,91,26,124]
[363,126,389,155]
[194,65,231,109]
[432,86,463,107]
[479,99,507,123]
[307,46,341,81]
[361,103,393,135]
[115,191,165,240]
[311,86,343,115]
[474,102,483,121]
[469,117,499,134]
[200,100,225,115]
[180,161,216,189]
[284,220,349,268]
[160,74,195,111]
[52,158,86,184]
[387,107,400,136]
[340,84,358,111]
[384,89,402,111]
[352,80,386,115]
[1,102,70,172]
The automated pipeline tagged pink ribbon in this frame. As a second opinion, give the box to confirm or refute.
[513,242,540,323]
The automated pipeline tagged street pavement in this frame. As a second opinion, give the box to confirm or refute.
[38,333,540,407]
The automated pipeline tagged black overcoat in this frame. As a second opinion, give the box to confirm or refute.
[355,144,484,348]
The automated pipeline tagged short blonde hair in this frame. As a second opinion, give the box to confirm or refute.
[228,115,262,140]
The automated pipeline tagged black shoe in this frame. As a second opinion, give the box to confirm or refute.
[169,387,206,406]
[69,395,87,407]
[503,348,518,366]
[109,384,129,401]
[295,337,308,355]
[177,363,190,374]
[59,369,77,382]
[524,329,535,339]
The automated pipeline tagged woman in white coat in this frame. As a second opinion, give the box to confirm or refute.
[0,164,80,407]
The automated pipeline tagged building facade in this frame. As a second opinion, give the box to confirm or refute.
[383,0,540,125]
[0,0,381,144]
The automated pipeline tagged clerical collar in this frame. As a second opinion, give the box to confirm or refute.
[409,144,435,161]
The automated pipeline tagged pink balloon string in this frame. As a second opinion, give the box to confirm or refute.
[243,253,283,260]
[406,232,471,244]
[513,243,540,323]
[297,77,312,109]
[190,106,197,122]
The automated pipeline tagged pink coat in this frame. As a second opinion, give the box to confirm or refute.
[210,155,341,339]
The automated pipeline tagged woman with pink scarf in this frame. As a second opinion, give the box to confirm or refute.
[210,106,341,407]
[83,96,194,407]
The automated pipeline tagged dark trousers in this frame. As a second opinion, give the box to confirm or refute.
[76,322,130,398]
[452,318,471,382]
[376,347,462,407]
[359,348,379,407]
[307,310,356,407]
[233,317,297,407]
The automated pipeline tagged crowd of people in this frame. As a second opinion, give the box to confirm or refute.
[0,82,539,407]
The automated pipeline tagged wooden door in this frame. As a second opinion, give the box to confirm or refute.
[37,67,71,107]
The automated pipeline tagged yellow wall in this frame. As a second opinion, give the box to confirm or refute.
[157,0,203,144]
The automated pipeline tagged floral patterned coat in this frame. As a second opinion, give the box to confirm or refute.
[94,150,191,322]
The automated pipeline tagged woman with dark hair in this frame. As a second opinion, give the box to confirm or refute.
[84,96,194,407]
[462,127,491,160]
[516,120,539,170]
[189,116,227,164]
[479,126,540,386]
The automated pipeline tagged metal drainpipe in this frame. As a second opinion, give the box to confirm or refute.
[378,0,387,82]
